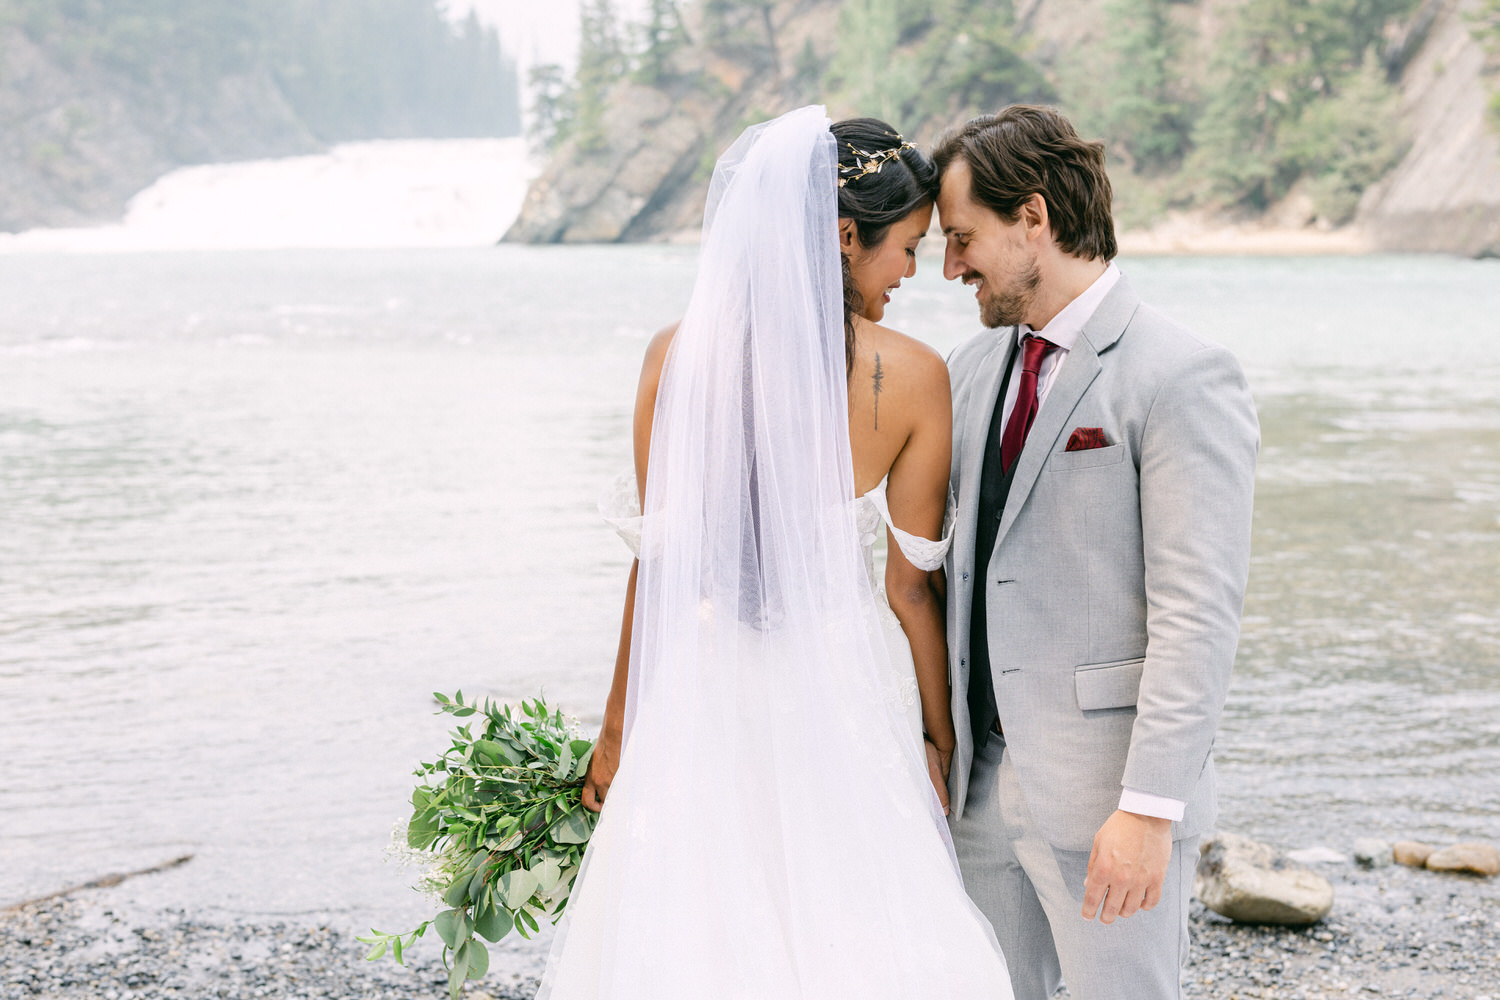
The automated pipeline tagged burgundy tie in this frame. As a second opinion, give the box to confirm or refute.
[999,334,1056,473]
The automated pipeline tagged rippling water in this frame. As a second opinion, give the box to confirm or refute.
[1,249,1496,929]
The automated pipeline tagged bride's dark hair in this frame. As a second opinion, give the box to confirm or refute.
[832,117,938,373]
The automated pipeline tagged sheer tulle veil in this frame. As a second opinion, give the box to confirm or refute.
[538,106,1011,1000]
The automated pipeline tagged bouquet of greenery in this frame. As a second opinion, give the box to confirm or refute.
[359,692,598,999]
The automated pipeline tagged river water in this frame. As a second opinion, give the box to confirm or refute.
[1,249,1497,935]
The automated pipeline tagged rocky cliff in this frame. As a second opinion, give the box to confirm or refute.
[1360,0,1500,256]
[506,0,1500,257]
[0,25,317,231]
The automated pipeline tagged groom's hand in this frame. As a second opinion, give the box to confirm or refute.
[1081,810,1173,924]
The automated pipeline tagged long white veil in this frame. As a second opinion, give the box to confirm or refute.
[540,106,1009,1000]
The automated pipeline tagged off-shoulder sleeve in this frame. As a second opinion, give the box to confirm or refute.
[599,469,643,557]
[868,483,954,572]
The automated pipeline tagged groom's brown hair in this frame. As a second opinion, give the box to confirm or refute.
[932,105,1117,262]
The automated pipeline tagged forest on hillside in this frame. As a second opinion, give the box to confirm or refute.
[528,0,1500,230]
[0,0,521,142]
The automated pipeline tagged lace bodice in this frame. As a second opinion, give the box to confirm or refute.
[599,471,953,587]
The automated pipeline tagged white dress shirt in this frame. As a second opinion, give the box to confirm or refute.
[993,262,1186,823]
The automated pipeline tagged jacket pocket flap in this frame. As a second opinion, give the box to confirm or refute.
[1075,657,1145,711]
[1048,443,1126,471]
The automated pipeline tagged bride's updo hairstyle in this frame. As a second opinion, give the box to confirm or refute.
[832,117,938,372]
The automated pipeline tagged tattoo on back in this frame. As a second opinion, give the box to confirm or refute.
[872,352,885,430]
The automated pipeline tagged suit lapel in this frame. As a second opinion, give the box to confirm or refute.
[992,276,1140,549]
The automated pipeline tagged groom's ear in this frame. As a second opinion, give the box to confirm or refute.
[838,217,858,253]
[1021,194,1050,241]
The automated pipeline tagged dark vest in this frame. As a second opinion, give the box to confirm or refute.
[968,352,1021,747]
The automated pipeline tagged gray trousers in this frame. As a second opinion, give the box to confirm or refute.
[951,735,1197,1000]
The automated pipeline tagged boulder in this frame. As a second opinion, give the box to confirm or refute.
[1195,832,1335,926]
[1393,841,1436,868]
[1353,838,1394,868]
[1425,843,1500,877]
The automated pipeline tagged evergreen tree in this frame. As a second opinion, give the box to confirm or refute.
[527,62,573,155]
[636,0,686,84]
[828,0,904,122]
[1093,0,1188,172]
[573,0,626,152]
[0,0,523,142]
[1189,0,1416,210]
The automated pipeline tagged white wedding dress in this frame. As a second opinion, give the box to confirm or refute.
[536,107,1014,1000]
[600,472,953,743]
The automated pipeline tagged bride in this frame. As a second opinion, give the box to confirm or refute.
[539,106,1014,999]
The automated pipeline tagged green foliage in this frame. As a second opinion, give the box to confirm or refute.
[1283,53,1407,223]
[0,0,521,141]
[360,693,597,999]
[635,0,688,84]
[575,0,628,152]
[824,0,1052,129]
[1471,0,1500,131]
[827,0,913,123]
[702,0,777,62]
[527,63,574,156]
[1188,0,1416,213]
[1089,0,1190,172]
[908,0,1054,122]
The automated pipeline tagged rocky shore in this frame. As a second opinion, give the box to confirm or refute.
[3,854,1494,1000]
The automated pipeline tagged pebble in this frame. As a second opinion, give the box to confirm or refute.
[3,860,1497,1000]
[1425,842,1500,877]
[1354,838,1394,869]
[1394,841,1436,868]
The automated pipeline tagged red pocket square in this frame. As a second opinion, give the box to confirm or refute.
[1066,427,1110,451]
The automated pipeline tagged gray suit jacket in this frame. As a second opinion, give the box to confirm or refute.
[945,275,1259,851]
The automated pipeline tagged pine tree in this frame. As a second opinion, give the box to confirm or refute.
[574,0,626,152]
[636,0,686,84]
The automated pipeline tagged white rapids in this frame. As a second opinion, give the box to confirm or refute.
[0,137,537,252]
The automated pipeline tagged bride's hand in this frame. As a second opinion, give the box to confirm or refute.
[582,720,623,813]
[923,738,952,816]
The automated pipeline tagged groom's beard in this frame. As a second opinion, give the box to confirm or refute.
[976,257,1042,329]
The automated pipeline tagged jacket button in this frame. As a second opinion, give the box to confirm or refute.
[962,572,969,581]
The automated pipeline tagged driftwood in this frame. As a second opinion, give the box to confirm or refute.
[3,854,193,912]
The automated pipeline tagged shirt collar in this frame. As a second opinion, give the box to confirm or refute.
[1017,261,1121,352]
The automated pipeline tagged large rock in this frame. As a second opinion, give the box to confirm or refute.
[1394,840,1437,867]
[1357,0,1500,257]
[1425,842,1500,877]
[1195,832,1335,926]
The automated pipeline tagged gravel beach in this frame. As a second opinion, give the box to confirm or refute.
[4,855,1494,1000]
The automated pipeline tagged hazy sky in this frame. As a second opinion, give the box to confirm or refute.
[445,0,651,70]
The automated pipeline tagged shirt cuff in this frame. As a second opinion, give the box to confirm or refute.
[1118,787,1186,822]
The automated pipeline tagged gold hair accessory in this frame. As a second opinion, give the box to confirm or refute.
[837,134,917,187]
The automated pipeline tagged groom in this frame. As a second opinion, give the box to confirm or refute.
[934,106,1258,999]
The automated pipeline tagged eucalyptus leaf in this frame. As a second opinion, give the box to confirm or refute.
[442,877,469,909]
[498,868,541,910]
[473,906,512,943]
[530,857,564,895]
[434,908,464,949]
[447,947,467,1000]
[466,937,491,978]
[550,810,591,845]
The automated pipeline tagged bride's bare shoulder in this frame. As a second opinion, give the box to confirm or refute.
[639,322,680,389]
[853,320,950,398]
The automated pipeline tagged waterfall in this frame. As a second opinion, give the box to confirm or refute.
[0,139,537,252]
